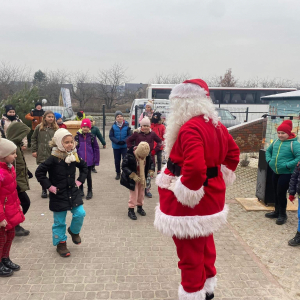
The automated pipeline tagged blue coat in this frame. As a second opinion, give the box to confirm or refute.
[109,121,131,149]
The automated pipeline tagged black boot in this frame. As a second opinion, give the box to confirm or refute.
[92,166,97,173]
[265,210,279,219]
[86,190,93,200]
[145,189,152,198]
[276,208,287,225]
[0,262,14,277]
[206,293,214,300]
[79,186,84,197]
[288,231,300,246]
[115,173,120,180]
[41,189,48,198]
[137,206,146,216]
[2,258,20,271]
[128,208,137,220]
[15,225,30,236]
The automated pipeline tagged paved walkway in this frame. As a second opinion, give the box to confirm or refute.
[0,136,295,300]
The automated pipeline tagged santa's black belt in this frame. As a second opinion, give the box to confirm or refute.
[167,158,218,186]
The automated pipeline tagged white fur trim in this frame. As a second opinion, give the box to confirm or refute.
[174,176,204,208]
[221,165,236,187]
[204,276,217,294]
[155,165,175,189]
[170,83,209,99]
[154,204,229,238]
[178,284,206,300]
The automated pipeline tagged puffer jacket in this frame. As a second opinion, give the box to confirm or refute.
[151,123,165,151]
[0,162,25,230]
[25,109,44,130]
[109,121,131,149]
[266,137,300,174]
[35,155,88,212]
[31,124,56,164]
[1,115,28,147]
[289,164,300,196]
[6,122,31,192]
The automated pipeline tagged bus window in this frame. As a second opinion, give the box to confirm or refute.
[231,93,242,103]
[256,91,272,104]
[244,93,255,104]
[223,92,230,104]
[152,89,171,99]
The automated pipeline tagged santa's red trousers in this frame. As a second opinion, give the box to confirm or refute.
[173,234,216,293]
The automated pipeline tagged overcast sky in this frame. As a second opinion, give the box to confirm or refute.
[1,0,300,83]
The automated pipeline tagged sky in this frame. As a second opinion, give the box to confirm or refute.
[1,0,300,83]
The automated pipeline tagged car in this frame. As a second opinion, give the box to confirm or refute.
[216,108,241,128]
[42,106,76,121]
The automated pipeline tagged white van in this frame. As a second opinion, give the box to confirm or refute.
[129,98,170,130]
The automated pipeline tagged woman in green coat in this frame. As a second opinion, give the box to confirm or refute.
[265,120,300,225]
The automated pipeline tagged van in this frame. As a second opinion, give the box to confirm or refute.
[43,106,76,121]
[129,98,170,130]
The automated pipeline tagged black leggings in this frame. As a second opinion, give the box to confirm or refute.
[18,191,31,215]
[80,166,93,191]
[272,173,292,210]
[152,150,163,172]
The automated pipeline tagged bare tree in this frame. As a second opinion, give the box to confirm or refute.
[240,77,296,88]
[150,72,190,84]
[96,64,130,109]
[219,68,237,87]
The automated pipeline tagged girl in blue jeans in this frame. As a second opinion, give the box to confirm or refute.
[35,128,88,257]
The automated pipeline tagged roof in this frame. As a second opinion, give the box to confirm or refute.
[261,90,300,101]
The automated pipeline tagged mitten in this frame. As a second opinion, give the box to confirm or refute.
[289,194,295,202]
[76,180,82,187]
[129,172,141,183]
[151,150,156,156]
[48,186,57,194]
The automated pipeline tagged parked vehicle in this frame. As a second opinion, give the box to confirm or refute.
[216,108,241,128]
[42,106,76,121]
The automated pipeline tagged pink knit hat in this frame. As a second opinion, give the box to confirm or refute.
[81,118,91,129]
[140,117,150,126]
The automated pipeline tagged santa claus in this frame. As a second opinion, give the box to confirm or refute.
[154,79,240,300]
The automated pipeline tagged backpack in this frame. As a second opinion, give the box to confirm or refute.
[75,133,95,150]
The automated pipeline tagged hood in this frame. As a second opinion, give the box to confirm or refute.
[6,122,31,144]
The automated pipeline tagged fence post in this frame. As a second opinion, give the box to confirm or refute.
[102,104,106,140]
[245,107,249,122]
[135,105,138,129]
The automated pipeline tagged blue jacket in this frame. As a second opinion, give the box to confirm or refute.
[109,121,131,149]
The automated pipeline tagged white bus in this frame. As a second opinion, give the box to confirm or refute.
[146,84,297,122]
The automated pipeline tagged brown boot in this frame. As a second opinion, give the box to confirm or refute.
[56,241,70,257]
[68,227,81,245]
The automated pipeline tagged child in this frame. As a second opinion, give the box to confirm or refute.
[25,102,45,130]
[151,112,166,175]
[265,120,300,225]
[35,129,88,257]
[54,113,67,129]
[109,111,131,180]
[6,122,31,237]
[0,136,25,276]
[127,117,161,198]
[86,116,106,173]
[75,111,86,121]
[138,101,154,123]
[121,142,154,220]
[31,110,58,198]
[75,119,99,200]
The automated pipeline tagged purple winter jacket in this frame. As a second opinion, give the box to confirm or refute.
[75,132,100,167]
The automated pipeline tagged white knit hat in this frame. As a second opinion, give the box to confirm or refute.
[53,128,74,152]
[140,117,151,126]
[135,142,150,159]
[146,101,153,108]
[0,136,17,158]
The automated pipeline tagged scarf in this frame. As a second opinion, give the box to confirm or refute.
[116,121,123,128]
[5,114,17,122]
[51,147,80,163]
[134,152,146,187]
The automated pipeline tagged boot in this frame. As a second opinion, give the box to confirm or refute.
[128,208,137,220]
[145,189,152,198]
[2,258,20,271]
[56,241,70,257]
[137,206,146,216]
[68,227,81,245]
[79,186,84,197]
[265,210,279,219]
[15,225,30,236]
[92,167,97,173]
[0,262,14,277]
[206,292,214,300]
[276,208,287,225]
[115,173,121,180]
[86,190,93,200]
[41,189,48,198]
[288,231,300,246]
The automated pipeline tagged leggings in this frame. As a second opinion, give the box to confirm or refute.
[0,228,15,258]
[18,191,31,215]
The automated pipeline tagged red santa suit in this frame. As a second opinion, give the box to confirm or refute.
[154,79,240,300]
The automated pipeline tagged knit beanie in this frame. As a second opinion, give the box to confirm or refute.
[54,112,62,120]
[77,111,83,118]
[0,136,17,158]
[135,142,150,159]
[35,102,42,108]
[146,101,153,108]
[277,120,294,138]
[115,111,123,119]
[5,105,15,114]
[151,112,161,124]
[86,115,94,122]
[81,118,91,129]
[140,117,151,126]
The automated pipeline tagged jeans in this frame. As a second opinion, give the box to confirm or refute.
[152,150,162,172]
[272,173,292,210]
[18,191,30,215]
[113,148,127,174]
[52,205,86,246]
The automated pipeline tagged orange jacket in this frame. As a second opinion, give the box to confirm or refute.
[25,111,43,130]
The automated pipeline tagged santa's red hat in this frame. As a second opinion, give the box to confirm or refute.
[277,120,295,139]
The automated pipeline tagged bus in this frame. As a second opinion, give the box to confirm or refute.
[146,84,297,122]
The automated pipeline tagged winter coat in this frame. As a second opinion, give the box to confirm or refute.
[151,123,165,151]
[25,109,44,130]
[1,114,28,147]
[91,126,106,146]
[75,132,100,167]
[31,124,56,164]
[109,121,131,150]
[6,122,31,192]
[0,162,25,230]
[121,147,154,191]
[35,155,88,212]
[58,123,67,129]
[0,126,5,138]
[265,137,300,174]
[127,129,162,153]
[75,112,86,121]
[288,164,300,196]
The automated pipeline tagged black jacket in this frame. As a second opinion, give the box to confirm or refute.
[120,147,154,191]
[35,155,88,212]
[289,164,300,196]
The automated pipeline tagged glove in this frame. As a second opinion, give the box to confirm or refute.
[48,186,57,194]
[168,178,177,193]
[151,150,156,156]
[289,194,295,202]
[129,172,141,183]
[117,141,125,145]
[76,180,82,187]
[148,170,154,177]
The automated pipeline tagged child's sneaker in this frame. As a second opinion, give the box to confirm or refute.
[56,241,71,257]
[68,227,81,245]
[157,171,161,175]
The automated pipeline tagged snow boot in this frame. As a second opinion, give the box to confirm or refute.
[265,210,279,219]
[68,227,81,245]
[128,208,137,220]
[56,241,71,257]
[276,208,287,225]
[41,189,48,198]
[15,225,30,236]
[86,190,93,200]
[115,173,121,180]
[2,258,20,271]
[288,231,300,246]
[137,206,146,216]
